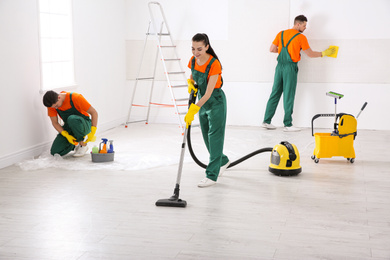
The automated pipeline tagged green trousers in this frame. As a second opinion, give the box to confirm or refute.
[263,62,298,127]
[50,115,91,156]
[198,89,229,181]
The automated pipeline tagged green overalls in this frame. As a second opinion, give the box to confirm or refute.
[264,31,300,127]
[50,93,92,156]
[191,57,229,181]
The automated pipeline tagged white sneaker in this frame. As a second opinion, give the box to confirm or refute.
[261,122,276,130]
[198,178,216,188]
[218,161,231,177]
[73,145,80,154]
[73,145,89,157]
[283,126,300,132]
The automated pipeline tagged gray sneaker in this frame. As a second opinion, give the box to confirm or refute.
[261,122,276,130]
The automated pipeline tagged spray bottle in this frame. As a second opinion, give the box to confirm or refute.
[99,138,108,153]
[107,140,114,153]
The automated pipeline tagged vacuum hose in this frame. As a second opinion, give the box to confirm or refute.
[186,85,272,169]
[186,125,272,169]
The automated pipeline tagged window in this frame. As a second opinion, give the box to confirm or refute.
[38,0,76,91]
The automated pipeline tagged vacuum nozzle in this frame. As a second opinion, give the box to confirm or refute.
[156,184,187,207]
[155,197,187,207]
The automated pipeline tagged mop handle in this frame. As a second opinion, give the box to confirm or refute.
[334,98,337,123]
[356,102,368,118]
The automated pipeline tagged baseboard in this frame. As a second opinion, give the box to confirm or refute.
[0,141,52,169]
[0,117,129,170]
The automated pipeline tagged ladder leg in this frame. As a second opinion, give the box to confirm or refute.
[126,22,152,125]
[145,26,163,124]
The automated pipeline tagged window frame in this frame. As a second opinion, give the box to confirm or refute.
[37,0,78,93]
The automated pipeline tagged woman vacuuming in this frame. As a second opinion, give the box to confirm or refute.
[185,33,230,188]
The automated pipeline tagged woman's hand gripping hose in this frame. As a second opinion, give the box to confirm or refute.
[184,79,200,128]
[184,104,200,128]
[187,79,198,94]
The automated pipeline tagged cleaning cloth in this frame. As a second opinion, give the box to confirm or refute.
[328,45,339,58]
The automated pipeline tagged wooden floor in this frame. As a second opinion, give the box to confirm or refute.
[0,124,389,260]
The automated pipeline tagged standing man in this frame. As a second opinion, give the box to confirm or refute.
[262,15,336,132]
[43,90,98,157]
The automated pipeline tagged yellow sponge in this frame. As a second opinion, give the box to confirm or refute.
[328,45,339,58]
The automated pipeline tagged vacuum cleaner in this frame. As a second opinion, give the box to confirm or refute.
[268,141,301,176]
[188,130,301,176]
[156,85,301,208]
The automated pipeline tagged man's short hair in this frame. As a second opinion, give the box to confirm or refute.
[43,90,58,107]
[294,15,307,24]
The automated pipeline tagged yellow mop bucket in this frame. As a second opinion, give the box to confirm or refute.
[311,91,367,164]
[312,114,357,163]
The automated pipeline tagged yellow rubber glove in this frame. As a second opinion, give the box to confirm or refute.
[61,130,77,145]
[85,126,97,143]
[184,103,200,128]
[187,79,197,94]
[322,46,336,57]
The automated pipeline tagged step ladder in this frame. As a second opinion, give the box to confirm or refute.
[125,2,189,131]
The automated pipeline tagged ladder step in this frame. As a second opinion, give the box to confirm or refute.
[126,119,147,124]
[166,71,185,75]
[160,45,176,48]
[171,84,187,88]
[163,58,181,61]
[174,98,188,102]
[147,33,170,36]
[136,77,154,80]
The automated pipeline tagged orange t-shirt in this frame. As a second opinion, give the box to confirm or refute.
[187,55,222,88]
[272,29,310,62]
[48,91,91,118]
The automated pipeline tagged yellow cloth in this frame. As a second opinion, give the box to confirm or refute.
[322,46,338,58]
[328,45,339,58]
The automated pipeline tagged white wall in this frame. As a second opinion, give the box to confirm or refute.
[0,0,127,169]
[1,0,389,169]
[125,0,390,130]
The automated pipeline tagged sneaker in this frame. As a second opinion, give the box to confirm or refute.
[198,178,216,188]
[218,160,231,177]
[261,122,276,130]
[283,126,300,132]
[73,145,80,153]
[73,145,89,157]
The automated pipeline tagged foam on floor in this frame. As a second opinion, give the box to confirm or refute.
[17,124,208,171]
[17,124,316,171]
